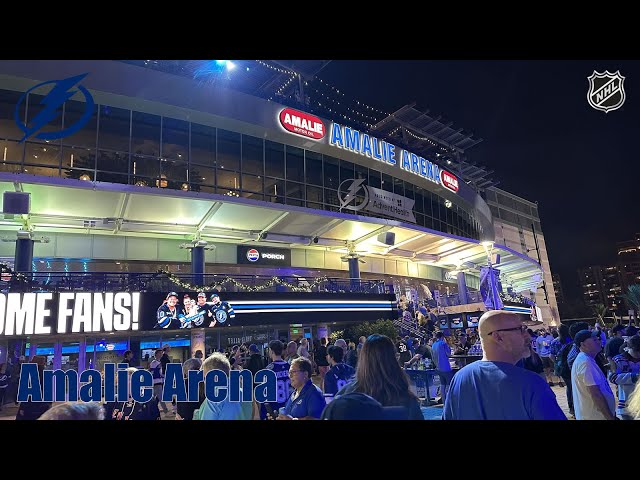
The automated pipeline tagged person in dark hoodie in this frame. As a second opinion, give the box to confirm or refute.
[245,344,266,376]
[104,367,161,420]
[175,358,203,420]
[0,363,10,410]
[16,355,51,420]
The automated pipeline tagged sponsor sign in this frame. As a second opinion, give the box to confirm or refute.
[279,108,325,140]
[237,245,291,266]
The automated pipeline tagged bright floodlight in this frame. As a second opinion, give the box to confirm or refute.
[214,60,235,71]
[480,241,494,248]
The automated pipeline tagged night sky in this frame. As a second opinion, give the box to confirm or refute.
[319,60,640,300]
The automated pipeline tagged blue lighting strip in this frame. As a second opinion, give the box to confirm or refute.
[232,300,394,315]
[503,306,533,314]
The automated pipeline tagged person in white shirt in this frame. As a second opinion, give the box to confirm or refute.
[148,349,169,414]
[571,329,616,420]
[536,329,559,386]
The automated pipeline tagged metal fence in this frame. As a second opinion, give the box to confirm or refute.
[1,272,388,295]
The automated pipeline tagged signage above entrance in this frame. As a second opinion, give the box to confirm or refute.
[338,178,416,223]
[279,108,325,140]
[327,121,459,194]
[237,245,291,266]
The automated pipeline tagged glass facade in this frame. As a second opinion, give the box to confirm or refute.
[0,88,480,239]
[484,187,542,233]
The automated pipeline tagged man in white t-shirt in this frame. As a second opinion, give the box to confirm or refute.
[571,329,616,420]
[536,330,558,386]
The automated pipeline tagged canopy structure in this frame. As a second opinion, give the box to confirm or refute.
[0,173,542,293]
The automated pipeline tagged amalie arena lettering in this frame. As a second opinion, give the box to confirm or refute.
[279,108,325,140]
[329,121,459,193]
[277,108,458,194]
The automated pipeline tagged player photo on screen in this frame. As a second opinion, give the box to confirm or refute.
[154,291,235,329]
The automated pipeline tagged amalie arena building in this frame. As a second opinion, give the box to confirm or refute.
[0,60,545,372]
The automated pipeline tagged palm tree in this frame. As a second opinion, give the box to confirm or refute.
[593,303,609,326]
[622,284,640,324]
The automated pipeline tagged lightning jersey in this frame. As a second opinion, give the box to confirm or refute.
[260,360,292,419]
[324,362,355,396]
[156,304,183,329]
[210,301,235,325]
[179,304,212,328]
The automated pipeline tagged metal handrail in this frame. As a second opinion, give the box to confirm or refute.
[1,271,389,294]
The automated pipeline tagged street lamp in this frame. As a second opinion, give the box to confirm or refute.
[481,241,498,310]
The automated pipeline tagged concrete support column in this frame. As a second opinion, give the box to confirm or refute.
[15,238,34,273]
[457,273,469,305]
[78,338,87,374]
[191,328,205,359]
[191,245,205,286]
[348,257,360,290]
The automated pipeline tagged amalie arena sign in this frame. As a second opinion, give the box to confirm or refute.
[279,108,325,140]
[277,108,458,194]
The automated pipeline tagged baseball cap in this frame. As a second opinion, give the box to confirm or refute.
[210,293,220,300]
[166,292,178,300]
[321,392,409,420]
[197,292,206,298]
[249,344,259,353]
[574,329,599,347]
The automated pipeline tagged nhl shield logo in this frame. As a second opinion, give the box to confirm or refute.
[587,70,626,113]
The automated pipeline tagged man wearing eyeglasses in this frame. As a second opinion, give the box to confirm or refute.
[443,310,566,420]
[274,357,325,420]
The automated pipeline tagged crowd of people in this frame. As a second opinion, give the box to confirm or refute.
[4,312,640,420]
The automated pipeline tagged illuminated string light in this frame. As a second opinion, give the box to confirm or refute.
[308,85,381,123]
[255,60,297,76]
[313,76,389,116]
[159,269,328,293]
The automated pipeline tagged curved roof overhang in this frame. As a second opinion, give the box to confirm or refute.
[0,173,543,293]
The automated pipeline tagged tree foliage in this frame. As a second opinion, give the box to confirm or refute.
[340,319,398,342]
[622,284,640,312]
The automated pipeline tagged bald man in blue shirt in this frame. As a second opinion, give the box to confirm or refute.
[444,311,566,420]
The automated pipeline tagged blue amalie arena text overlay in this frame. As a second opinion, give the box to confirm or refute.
[17,363,278,404]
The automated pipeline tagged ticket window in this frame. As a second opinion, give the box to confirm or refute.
[60,342,80,371]
[86,338,129,373]
[205,330,221,356]
[31,344,54,369]
[164,333,191,363]
[140,336,162,367]
[303,327,313,340]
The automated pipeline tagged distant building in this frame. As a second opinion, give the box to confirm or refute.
[618,233,640,289]
[552,273,564,306]
[578,265,625,312]
[578,266,605,307]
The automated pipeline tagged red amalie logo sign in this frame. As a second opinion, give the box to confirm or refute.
[279,108,325,140]
[440,170,459,193]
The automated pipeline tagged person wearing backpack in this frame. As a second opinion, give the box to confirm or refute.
[550,324,573,415]
[148,349,169,415]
